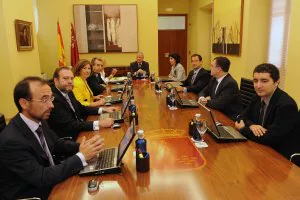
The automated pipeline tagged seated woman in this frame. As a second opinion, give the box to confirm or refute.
[87,57,117,95]
[168,53,186,81]
[73,59,105,107]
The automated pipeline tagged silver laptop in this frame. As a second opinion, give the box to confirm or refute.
[199,103,247,142]
[105,82,128,104]
[79,121,136,176]
[174,88,198,108]
[101,91,131,123]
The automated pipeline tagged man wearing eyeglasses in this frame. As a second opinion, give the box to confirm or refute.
[0,76,105,199]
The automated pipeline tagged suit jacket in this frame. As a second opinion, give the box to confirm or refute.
[130,61,150,77]
[87,73,106,96]
[240,88,300,159]
[73,76,94,106]
[199,74,243,120]
[48,85,99,140]
[0,114,83,200]
[181,67,210,94]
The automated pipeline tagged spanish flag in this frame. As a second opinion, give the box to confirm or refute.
[57,21,66,66]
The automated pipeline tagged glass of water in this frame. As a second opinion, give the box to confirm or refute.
[169,89,177,110]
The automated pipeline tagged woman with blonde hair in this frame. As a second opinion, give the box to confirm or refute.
[73,59,104,107]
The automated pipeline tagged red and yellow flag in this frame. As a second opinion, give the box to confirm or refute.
[57,21,66,66]
[71,23,79,67]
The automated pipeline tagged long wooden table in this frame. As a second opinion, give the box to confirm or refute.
[49,80,300,200]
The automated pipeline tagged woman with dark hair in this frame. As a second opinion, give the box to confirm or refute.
[168,53,185,81]
[73,59,105,107]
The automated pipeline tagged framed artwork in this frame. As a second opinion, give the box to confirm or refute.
[15,19,34,51]
[73,4,138,53]
[212,0,244,56]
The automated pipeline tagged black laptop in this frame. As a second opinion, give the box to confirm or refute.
[174,88,198,108]
[79,121,136,176]
[101,92,131,123]
[199,103,247,142]
[105,82,128,104]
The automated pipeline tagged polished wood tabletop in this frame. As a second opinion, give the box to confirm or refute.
[49,80,300,200]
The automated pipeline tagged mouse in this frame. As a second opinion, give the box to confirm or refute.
[216,121,222,126]
[105,102,112,106]
[112,123,121,129]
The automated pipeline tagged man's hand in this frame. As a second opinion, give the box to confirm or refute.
[235,120,245,130]
[103,107,117,113]
[94,98,105,106]
[176,86,184,92]
[205,96,211,101]
[249,125,267,137]
[79,135,105,161]
[111,68,118,76]
[198,96,207,105]
[99,118,114,128]
[137,69,144,74]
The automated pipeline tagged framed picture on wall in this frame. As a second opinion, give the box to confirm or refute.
[212,0,244,56]
[73,4,138,53]
[14,19,34,51]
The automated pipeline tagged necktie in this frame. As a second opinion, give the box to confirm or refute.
[258,101,266,126]
[191,70,197,85]
[36,126,55,166]
[138,63,142,68]
[212,79,218,96]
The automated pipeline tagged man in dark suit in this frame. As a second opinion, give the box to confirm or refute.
[0,76,105,199]
[176,54,210,94]
[48,67,115,140]
[130,52,150,79]
[198,56,242,120]
[235,63,299,160]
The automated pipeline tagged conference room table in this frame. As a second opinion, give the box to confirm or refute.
[49,80,300,200]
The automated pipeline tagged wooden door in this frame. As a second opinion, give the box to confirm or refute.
[158,15,187,76]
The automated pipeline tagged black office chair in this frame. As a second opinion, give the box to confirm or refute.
[290,153,300,167]
[0,113,6,133]
[239,78,255,108]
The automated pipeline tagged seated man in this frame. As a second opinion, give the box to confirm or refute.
[176,54,210,94]
[235,63,299,160]
[130,52,150,79]
[87,57,117,95]
[198,56,242,120]
[48,67,115,140]
[0,76,104,199]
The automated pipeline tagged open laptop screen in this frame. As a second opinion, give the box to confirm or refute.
[198,103,220,137]
[121,92,131,117]
[117,122,136,164]
[174,88,183,104]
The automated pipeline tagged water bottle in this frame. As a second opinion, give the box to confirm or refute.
[150,73,155,82]
[192,114,202,141]
[127,72,132,79]
[155,78,161,92]
[189,119,194,137]
[129,99,139,125]
[136,129,147,153]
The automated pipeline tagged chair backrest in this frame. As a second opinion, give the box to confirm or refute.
[239,78,255,108]
[290,153,300,167]
[0,113,6,133]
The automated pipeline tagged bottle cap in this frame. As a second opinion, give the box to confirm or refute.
[195,113,201,118]
[130,99,135,104]
[137,129,144,135]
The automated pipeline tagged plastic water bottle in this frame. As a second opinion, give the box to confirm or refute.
[136,129,147,153]
[129,99,139,125]
[193,114,202,141]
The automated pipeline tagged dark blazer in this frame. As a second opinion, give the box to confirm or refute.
[199,74,243,120]
[48,85,99,140]
[0,114,83,200]
[130,61,150,77]
[87,73,106,96]
[181,67,210,94]
[240,88,300,159]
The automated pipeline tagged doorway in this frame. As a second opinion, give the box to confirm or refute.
[158,15,187,76]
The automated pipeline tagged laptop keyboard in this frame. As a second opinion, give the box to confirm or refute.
[95,148,115,169]
[109,112,120,119]
[217,127,234,138]
[182,99,198,106]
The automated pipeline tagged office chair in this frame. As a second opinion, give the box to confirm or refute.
[239,78,255,108]
[290,153,300,167]
[0,113,6,133]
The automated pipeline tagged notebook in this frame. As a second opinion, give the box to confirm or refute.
[198,103,247,142]
[174,88,198,108]
[79,121,136,176]
[101,91,131,123]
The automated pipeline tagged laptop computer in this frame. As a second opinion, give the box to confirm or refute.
[198,103,247,142]
[174,88,199,108]
[101,91,131,123]
[108,76,128,84]
[105,82,128,104]
[79,121,136,176]
[111,84,125,92]
[158,76,174,82]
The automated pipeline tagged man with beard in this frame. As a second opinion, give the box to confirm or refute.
[0,77,105,199]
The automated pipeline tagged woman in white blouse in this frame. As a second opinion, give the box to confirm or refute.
[168,53,186,81]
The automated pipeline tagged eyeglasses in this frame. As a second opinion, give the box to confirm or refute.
[28,96,55,103]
